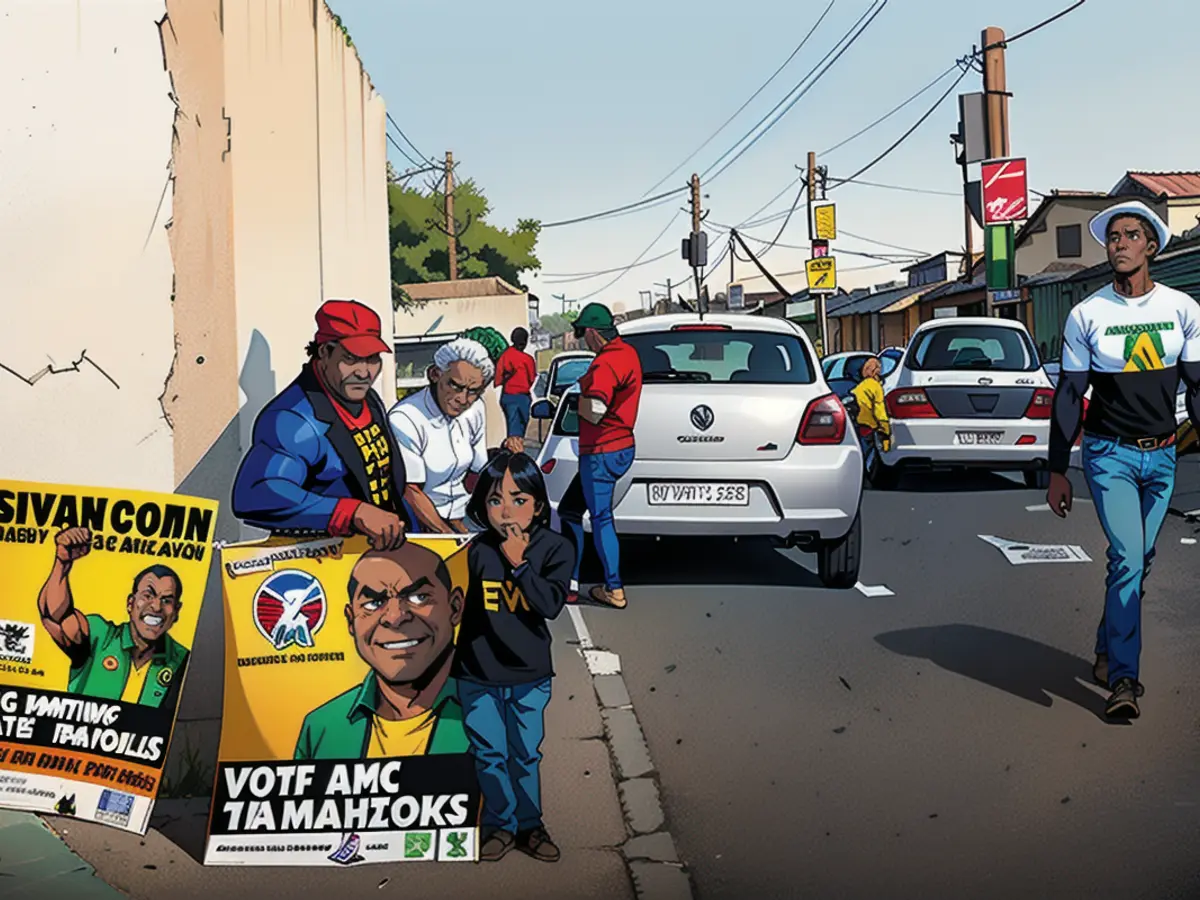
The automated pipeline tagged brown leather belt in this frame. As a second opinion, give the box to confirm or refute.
[1112,434,1176,451]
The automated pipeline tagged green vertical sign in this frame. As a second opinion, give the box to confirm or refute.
[985,224,1015,291]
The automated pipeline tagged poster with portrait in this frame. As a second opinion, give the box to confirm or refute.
[0,479,217,834]
[204,534,481,866]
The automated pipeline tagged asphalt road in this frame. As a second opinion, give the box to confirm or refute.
[580,469,1200,900]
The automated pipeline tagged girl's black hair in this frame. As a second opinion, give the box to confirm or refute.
[466,449,551,531]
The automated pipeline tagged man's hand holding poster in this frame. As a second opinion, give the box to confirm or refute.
[0,480,217,834]
[205,534,481,866]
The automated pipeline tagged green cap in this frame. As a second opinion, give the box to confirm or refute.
[573,302,614,331]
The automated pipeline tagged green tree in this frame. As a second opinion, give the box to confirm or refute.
[389,178,541,299]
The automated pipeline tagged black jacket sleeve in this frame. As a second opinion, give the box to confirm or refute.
[1183,361,1200,429]
[1048,371,1090,474]
[513,538,572,620]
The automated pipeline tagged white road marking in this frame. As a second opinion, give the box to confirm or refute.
[1026,499,1091,511]
[582,649,622,675]
[855,582,895,598]
[567,605,594,649]
[1182,538,1197,545]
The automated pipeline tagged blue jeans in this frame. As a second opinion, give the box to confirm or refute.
[457,677,552,834]
[859,432,878,472]
[500,393,532,438]
[560,446,635,589]
[1081,434,1176,686]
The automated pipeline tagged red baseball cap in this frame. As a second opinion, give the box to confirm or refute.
[313,300,391,358]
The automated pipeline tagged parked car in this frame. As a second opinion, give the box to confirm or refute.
[874,317,1055,489]
[821,350,898,382]
[532,350,594,405]
[531,314,865,588]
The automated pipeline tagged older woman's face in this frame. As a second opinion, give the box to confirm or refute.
[430,360,486,417]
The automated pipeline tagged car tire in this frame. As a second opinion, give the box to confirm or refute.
[1024,469,1051,490]
[870,459,900,490]
[818,512,861,590]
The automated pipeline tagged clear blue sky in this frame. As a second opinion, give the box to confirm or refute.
[330,0,1199,314]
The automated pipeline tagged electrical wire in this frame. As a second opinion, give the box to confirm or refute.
[575,211,685,300]
[386,133,422,169]
[540,249,679,284]
[838,229,927,255]
[641,0,839,198]
[983,0,1087,50]
[386,112,430,164]
[701,0,889,186]
[757,182,808,256]
[539,186,689,229]
[819,63,961,156]
[831,178,959,197]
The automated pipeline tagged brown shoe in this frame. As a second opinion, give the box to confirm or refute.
[1105,678,1140,719]
[516,826,560,862]
[1093,655,1143,696]
[479,828,515,862]
[588,585,627,609]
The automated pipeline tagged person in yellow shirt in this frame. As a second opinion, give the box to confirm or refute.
[850,357,891,471]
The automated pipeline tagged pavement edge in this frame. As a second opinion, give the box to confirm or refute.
[567,607,695,900]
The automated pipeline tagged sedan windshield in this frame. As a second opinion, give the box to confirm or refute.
[624,329,815,384]
[551,357,591,391]
[908,325,1039,372]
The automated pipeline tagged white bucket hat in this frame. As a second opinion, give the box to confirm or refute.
[1088,200,1171,254]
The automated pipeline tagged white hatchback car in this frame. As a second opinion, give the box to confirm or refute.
[875,317,1055,488]
[530,314,865,588]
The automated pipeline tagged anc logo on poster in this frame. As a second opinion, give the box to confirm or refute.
[253,569,328,651]
[1105,321,1175,372]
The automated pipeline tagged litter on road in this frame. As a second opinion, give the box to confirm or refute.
[1181,538,1197,545]
[978,534,1092,565]
[856,582,895,597]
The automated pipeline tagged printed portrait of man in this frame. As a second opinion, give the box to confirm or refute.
[293,541,469,759]
[37,527,190,708]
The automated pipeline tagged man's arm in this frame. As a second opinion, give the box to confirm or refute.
[37,528,93,661]
[577,359,616,425]
[870,382,890,436]
[232,408,346,532]
[494,350,511,389]
[1048,309,1093,475]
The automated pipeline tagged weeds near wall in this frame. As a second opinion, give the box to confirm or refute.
[159,738,214,798]
[330,11,354,47]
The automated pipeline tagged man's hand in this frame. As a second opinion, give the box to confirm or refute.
[1047,472,1073,518]
[54,527,92,563]
[880,435,891,453]
[503,436,525,454]
[499,523,530,568]
[351,504,407,550]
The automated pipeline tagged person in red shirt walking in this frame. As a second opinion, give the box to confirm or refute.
[495,327,538,452]
[558,303,643,609]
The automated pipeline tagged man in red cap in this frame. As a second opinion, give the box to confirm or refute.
[232,299,408,549]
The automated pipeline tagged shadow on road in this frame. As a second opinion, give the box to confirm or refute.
[583,536,824,589]
[874,624,1107,720]
[869,470,1030,494]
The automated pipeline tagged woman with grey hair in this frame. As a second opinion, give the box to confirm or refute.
[389,337,494,533]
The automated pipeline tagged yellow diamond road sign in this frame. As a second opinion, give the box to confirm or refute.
[806,256,837,293]
[812,202,836,241]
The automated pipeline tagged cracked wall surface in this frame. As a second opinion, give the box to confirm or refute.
[0,0,177,488]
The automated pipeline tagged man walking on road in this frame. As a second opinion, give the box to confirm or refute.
[850,356,891,472]
[1047,200,1200,719]
[495,326,538,453]
[558,303,642,609]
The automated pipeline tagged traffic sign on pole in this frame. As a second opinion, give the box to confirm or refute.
[981,157,1029,225]
[806,257,837,293]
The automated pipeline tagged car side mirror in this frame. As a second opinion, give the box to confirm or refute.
[531,399,555,420]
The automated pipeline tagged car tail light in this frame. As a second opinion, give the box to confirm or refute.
[541,459,557,474]
[671,323,730,331]
[886,388,939,419]
[797,393,846,445]
[1017,435,1037,445]
[1024,388,1054,419]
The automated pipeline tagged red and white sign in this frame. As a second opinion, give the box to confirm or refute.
[981,157,1028,225]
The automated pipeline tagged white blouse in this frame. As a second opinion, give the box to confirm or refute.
[388,387,489,521]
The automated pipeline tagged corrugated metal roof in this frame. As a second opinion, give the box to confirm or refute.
[878,281,948,314]
[1153,242,1200,301]
[828,283,928,318]
[923,275,986,300]
[1123,171,1200,198]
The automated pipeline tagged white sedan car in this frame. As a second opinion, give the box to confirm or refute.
[875,317,1055,489]
[530,313,865,588]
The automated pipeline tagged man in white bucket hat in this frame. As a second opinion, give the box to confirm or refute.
[1046,199,1200,720]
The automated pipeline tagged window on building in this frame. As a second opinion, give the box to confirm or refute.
[1056,224,1082,259]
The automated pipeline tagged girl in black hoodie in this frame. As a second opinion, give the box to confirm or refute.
[454,449,572,863]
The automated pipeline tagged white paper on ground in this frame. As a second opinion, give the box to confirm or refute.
[855,582,895,597]
[978,534,1092,565]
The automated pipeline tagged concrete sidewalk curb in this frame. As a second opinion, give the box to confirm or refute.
[0,810,128,898]
[567,609,695,900]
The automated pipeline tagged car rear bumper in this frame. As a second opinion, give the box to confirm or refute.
[549,443,864,541]
[882,418,1051,469]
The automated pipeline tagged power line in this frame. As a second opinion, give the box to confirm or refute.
[733,229,920,261]
[641,0,839,198]
[576,211,685,300]
[838,229,927,255]
[386,112,430,164]
[983,0,1088,50]
[701,0,890,186]
[386,132,422,168]
[831,177,959,197]
[539,186,689,229]
[758,181,808,256]
[819,63,961,156]
[540,249,678,283]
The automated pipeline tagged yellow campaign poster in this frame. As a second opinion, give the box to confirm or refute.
[204,534,481,866]
[0,480,217,834]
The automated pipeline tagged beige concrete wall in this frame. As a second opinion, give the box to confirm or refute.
[0,0,177,489]
[1017,201,1109,277]
[1167,201,1200,237]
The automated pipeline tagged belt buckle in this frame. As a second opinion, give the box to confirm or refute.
[1136,437,1156,451]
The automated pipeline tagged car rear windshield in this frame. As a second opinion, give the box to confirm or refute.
[908,325,1038,372]
[624,329,815,384]
[552,358,591,390]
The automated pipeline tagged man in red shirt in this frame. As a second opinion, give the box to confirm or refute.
[558,303,643,609]
[495,326,538,452]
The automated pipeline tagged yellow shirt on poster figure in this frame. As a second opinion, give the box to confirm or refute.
[367,709,436,758]
[120,661,151,704]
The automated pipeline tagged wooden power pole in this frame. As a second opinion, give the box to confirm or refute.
[981,27,1009,315]
[445,150,457,281]
[807,150,828,355]
[689,173,703,311]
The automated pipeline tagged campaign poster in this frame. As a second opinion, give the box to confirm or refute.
[0,480,217,834]
[204,534,481,866]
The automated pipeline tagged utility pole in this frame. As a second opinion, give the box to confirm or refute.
[444,150,457,281]
[689,173,703,313]
[981,27,1009,316]
[807,151,829,356]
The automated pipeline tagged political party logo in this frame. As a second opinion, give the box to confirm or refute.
[1105,321,1174,372]
[404,831,434,860]
[253,569,328,651]
[438,828,476,862]
[94,789,135,827]
[328,832,364,865]
[0,619,34,665]
[55,794,77,816]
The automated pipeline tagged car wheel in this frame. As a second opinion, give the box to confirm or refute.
[818,512,861,590]
[870,459,900,490]
[1023,469,1050,490]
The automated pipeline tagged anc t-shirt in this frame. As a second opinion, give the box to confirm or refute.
[67,614,189,708]
[577,337,643,455]
[1061,282,1200,439]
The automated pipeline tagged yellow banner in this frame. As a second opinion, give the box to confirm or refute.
[0,480,217,833]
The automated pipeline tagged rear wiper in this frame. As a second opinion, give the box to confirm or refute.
[644,370,711,382]
[961,358,994,368]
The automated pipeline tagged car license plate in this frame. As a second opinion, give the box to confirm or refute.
[647,483,749,506]
[956,431,1003,445]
